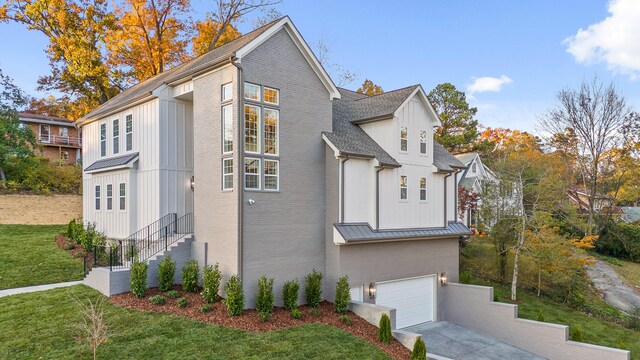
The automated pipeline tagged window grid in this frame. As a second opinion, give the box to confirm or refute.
[245,158,261,190]
[420,130,427,154]
[100,123,107,157]
[113,119,120,154]
[223,105,233,153]
[119,183,126,210]
[126,115,133,151]
[420,177,427,201]
[400,127,408,152]
[400,175,408,200]
[244,105,260,153]
[264,87,279,105]
[264,160,279,191]
[95,185,101,210]
[223,158,233,190]
[244,83,261,101]
[263,108,279,155]
[106,184,113,210]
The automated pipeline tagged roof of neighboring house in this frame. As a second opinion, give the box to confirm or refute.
[84,152,139,173]
[433,142,467,171]
[620,207,640,223]
[18,112,74,126]
[334,222,471,244]
[459,177,477,191]
[454,152,478,166]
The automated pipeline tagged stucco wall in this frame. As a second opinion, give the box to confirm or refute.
[443,283,630,360]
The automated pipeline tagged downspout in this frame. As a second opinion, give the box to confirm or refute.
[375,166,384,230]
[444,172,452,228]
[453,169,460,222]
[340,157,349,223]
[231,57,244,279]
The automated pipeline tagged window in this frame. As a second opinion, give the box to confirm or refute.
[245,158,260,190]
[106,184,113,210]
[264,87,279,105]
[420,130,427,154]
[222,83,233,102]
[61,150,69,160]
[244,83,261,101]
[119,183,126,210]
[222,158,233,190]
[400,126,408,152]
[60,128,69,137]
[100,123,107,157]
[40,124,50,143]
[400,175,407,200]
[264,160,279,191]
[244,105,260,153]
[471,163,477,172]
[113,119,120,154]
[125,115,133,151]
[420,177,427,201]
[95,185,101,210]
[264,108,279,155]
[222,105,233,153]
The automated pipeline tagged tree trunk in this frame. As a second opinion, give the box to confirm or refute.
[511,242,522,301]
[0,167,5,182]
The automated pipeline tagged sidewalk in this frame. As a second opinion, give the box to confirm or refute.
[0,281,83,298]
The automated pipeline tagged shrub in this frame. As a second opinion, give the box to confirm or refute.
[283,279,300,311]
[596,222,640,262]
[459,270,473,284]
[149,295,165,305]
[536,310,545,322]
[202,263,222,303]
[167,290,180,299]
[157,254,176,292]
[627,305,640,330]
[224,275,244,316]
[338,314,352,325]
[80,223,106,252]
[199,304,213,313]
[64,243,75,250]
[181,259,200,293]
[291,309,302,320]
[410,337,427,360]
[378,314,392,344]
[256,275,274,321]
[66,218,84,244]
[177,297,188,308]
[334,276,351,314]
[130,258,148,299]
[493,292,499,302]
[309,308,320,317]
[305,269,323,308]
[2,156,82,194]
[569,325,583,342]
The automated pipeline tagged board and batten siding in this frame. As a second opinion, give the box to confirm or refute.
[343,158,375,225]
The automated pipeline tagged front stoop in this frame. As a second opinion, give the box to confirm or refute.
[83,235,193,296]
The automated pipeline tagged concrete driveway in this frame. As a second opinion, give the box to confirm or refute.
[404,321,547,360]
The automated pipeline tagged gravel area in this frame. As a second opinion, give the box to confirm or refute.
[586,259,640,313]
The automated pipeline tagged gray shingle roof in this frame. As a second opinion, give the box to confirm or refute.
[85,152,139,173]
[620,207,640,223]
[18,112,74,125]
[334,222,471,243]
[339,85,419,124]
[459,177,477,191]
[434,142,467,171]
[81,18,283,121]
[454,152,478,165]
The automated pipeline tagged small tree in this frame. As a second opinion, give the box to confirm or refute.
[73,297,109,360]
[256,275,274,321]
[224,275,244,316]
[305,269,323,308]
[282,279,300,311]
[378,313,392,344]
[202,263,222,303]
[410,337,427,360]
[334,276,350,314]
[157,254,176,292]
[181,259,199,293]
[130,257,148,298]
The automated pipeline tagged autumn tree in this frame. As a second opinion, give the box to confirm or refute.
[357,79,383,96]
[427,83,479,154]
[475,127,541,166]
[192,21,241,56]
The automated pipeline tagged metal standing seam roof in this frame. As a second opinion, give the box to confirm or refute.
[334,222,472,243]
[84,152,139,173]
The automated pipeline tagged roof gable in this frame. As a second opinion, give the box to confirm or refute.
[393,85,441,127]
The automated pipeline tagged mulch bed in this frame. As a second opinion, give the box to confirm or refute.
[54,234,85,258]
[110,285,410,360]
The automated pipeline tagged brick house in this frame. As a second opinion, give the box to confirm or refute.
[18,112,82,165]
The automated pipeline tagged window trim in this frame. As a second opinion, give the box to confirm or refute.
[221,82,233,102]
[113,118,120,154]
[119,183,126,211]
[125,114,133,152]
[419,130,427,155]
[244,104,261,154]
[471,163,477,172]
[263,159,279,191]
[39,124,50,143]
[106,184,113,211]
[100,122,107,157]
[263,86,280,105]
[400,175,408,201]
[263,108,279,156]
[244,157,261,190]
[222,105,233,154]
[222,158,233,191]
[400,126,408,153]
[59,127,69,138]
[95,185,101,211]
[244,82,261,102]
[419,177,427,202]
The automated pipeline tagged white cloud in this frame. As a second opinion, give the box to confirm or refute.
[564,0,640,78]
[467,75,513,95]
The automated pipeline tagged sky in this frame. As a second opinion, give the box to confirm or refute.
[1,0,639,134]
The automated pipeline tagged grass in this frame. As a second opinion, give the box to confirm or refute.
[608,258,640,289]
[0,224,83,290]
[0,285,390,359]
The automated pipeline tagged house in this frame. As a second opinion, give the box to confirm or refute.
[454,152,501,229]
[567,185,618,215]
[78,17,629,360]
[618,206,640,223]
[18,112,81,165]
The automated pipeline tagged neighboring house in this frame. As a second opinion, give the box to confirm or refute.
[454,152,500,229]
[18,112,82,165]
[618,206,640,223]
[567,185,618,215]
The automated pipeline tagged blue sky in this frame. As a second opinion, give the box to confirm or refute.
[1,0,639,133]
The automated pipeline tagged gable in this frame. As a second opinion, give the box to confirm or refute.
[394,86,441,127]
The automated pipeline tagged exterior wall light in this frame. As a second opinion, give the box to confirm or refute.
[368,283,376,299]
[190,176,195,191]
[440,272,448,286]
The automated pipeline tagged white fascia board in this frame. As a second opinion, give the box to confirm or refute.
[394,85,442,127]
[235,16,341,100]
[322,134,342,158]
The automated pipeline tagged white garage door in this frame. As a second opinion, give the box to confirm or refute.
[375,275,436,329]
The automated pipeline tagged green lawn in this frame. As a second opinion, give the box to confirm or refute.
[609,258,640,288]
[0,225,83,290]
[0,285,390,359]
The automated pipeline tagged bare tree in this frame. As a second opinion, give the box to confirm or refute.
[314,37,357,87]
[539,78,633,233]
[73,297,109,360]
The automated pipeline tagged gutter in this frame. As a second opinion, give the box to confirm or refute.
[340,157,350,223]
[76,92,155,126]
[231,57,244,279]
[444,172,452,228]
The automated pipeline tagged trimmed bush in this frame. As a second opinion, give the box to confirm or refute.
[569,325,583,342]
[130,258,148,299]
[256,275,274,321]
[283,279,300,311]
[157,254,176,292]
[167,290,180,299]
[410,337,427,360]
[177,297,188,308]
[334,276,350,314]
[338,314,352,325]
[224,275,244,316]
[291,309,302,319]
[202,263,222,303]
[181,259,200,293]
[199,304,213,313]
[63,243,75,250]
[305,269,323,308]
[149,295,165,305]
[66,218,84,244]
[378,314,392,344]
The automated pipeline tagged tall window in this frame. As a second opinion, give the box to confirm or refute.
[264,87,279,105]
[400,126,408,152]
[400,175,407,200]
[264,108,279,155]
[222,105,233,153]
[100,123,106,157]
[106,184,113,210]
[264,160,279,191]
[245,158,260,190]
[245,105,260,153]
[420,130,427,154]
[40,124,50,143]
[244,83,261,101]
[113,119,120,154]
[222,158,233,190]
[119,183,126,210]
[420,177,427,201]
[125,115,133,151]
[222,83,233,102]
[95,185,101,210]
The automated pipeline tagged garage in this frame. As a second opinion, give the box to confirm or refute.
[375,275,436,329]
